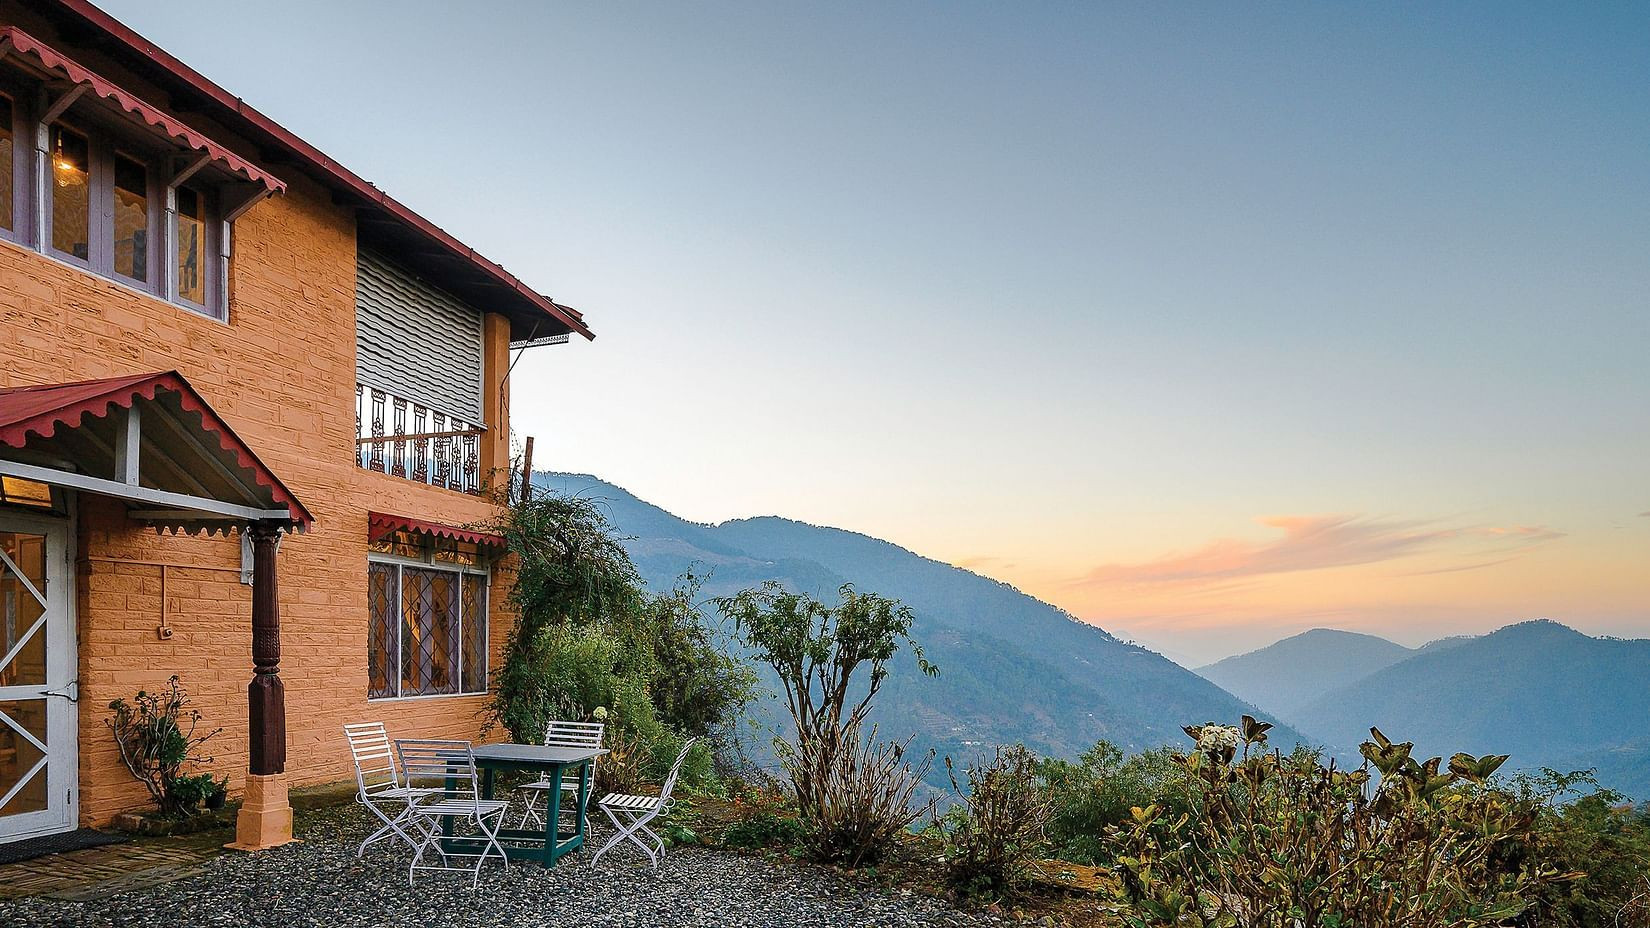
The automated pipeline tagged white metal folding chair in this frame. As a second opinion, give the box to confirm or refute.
[589,738,698,870]
[344,722,439,857]
[514,720,604,831]
[397,739,510,887]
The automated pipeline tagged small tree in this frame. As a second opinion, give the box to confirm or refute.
[715,581,936,863]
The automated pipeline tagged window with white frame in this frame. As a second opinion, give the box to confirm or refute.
[367,529,489,699]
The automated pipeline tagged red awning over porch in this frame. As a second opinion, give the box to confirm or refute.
[0,371,312,531]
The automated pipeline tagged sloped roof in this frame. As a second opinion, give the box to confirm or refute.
[0,371,313,529]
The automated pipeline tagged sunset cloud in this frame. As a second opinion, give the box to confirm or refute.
[1072,515,1562,589]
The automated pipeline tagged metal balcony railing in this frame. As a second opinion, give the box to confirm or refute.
[355,385,482,495]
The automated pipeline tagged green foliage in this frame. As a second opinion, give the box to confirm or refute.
[715,582,937,865]
[1101,718,1577,928]
[937,744,1052,897]
[1496,768,1650,927]
[485,491,752,794]
[723,810,808,851]
[104,676,222,817]
[1038,741,1188,865]
[487,493,642,744]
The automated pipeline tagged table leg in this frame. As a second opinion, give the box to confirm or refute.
[543,762,563,867]
[576,761,591,844]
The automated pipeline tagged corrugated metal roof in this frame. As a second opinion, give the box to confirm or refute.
[0,371,313,527]
[34,0,594,343]
[0,26,285,193]
[368,511,504,548]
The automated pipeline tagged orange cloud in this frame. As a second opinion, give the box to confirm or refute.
[1072,515,1562,589]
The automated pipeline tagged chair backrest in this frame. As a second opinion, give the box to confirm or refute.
[658,737,699,803]
[343,722,400,798]
[396,739,481,804]
[542,720,604,751]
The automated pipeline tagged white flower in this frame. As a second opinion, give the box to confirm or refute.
[592,706,609,721]
[1197,724,1241,754]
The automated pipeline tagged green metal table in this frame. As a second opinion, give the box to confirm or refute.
[439,743,606,868]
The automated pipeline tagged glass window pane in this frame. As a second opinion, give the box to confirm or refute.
[176,186,204,304]
[0,700,48,817]
[397,566,463,697]
[113,154,149,282]
[51,126,90,260]
[461,574,487,693]
[0,532,48,689]
[367,562,396,698]
[0,97,13,232]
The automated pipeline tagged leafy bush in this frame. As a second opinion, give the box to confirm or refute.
[1039,741,1187,865]
[486,492,752,793]
[1497,768,1650,927]
[937,744,1051,896]
[723,810,808,851]
[105,676,222,817]
[1101,718,1578,928]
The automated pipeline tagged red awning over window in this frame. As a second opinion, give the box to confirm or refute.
[0,26,285,194]
[367,511,504,549]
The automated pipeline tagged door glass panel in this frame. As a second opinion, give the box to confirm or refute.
[0,699,47,816]
[0,532,47,688]
[50,126,90,260]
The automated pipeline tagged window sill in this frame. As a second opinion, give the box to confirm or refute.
[0,236,229,325]
[367,690,488,703]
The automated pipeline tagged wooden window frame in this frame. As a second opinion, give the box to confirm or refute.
[366,544,490,701]
[0,69,234,322]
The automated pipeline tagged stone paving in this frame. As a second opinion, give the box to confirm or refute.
[0,827,228,902]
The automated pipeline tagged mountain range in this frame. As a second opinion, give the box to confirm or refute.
[535,473,1306,782]
[1198,620,1650,798]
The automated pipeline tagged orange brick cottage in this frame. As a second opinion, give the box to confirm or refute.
[0,0,593,849]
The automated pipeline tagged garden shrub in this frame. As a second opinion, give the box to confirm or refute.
[789,722,933,866]
[1101,717,1579,928]
[1039,740,1186,865]
[105,675,223,817]
[723,810,808,851]
[937,744,1051,897]
[486,492,753,794]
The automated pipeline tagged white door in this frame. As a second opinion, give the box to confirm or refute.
[0,514,76,842]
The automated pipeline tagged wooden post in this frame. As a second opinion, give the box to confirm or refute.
[230,520,295,850]
[519,436,534,503]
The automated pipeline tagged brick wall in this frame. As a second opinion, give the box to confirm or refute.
[0,163,521,827]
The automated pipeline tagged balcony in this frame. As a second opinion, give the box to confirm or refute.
[355,385,482,495]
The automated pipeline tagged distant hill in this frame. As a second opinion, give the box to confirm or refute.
[536,473,1308,780]
[1291,620,1650,797]
[1196,629,1415,718]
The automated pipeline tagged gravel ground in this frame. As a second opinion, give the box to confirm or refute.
[0,806,1008,928]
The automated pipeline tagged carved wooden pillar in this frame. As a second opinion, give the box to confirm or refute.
[231,520,294,850]
[247,521,286,775]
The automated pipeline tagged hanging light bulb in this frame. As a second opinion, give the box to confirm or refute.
[53,135,78,186]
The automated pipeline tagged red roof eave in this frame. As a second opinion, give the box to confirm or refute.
[42,0,593,341]
[367,512,506,549]
[0,27,285,194]
[0,371,313,528]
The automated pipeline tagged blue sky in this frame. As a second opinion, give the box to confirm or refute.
[101,1,1649,662]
